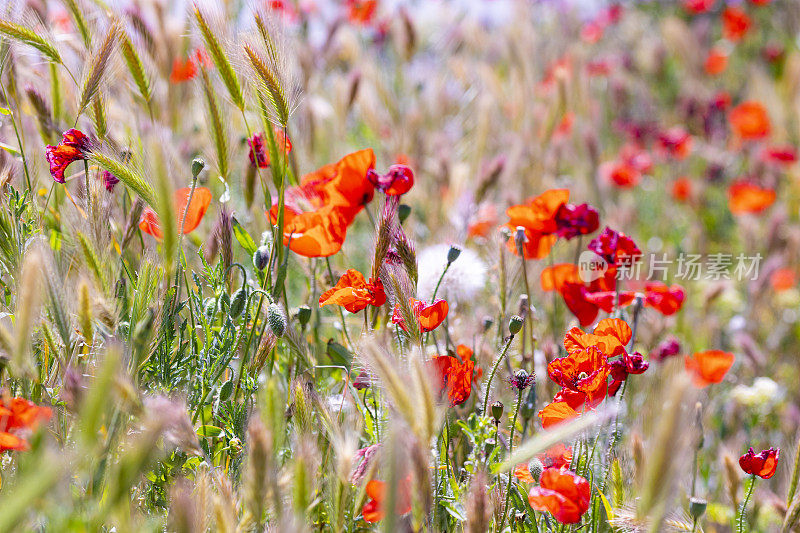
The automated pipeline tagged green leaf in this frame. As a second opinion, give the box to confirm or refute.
[197,425,223,437]
[0,142,20,155]
[595,485,614,522]
[326,340,352,370]
[0,107,11,115]
[231,216,257,256]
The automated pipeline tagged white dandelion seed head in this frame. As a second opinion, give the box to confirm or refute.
[417,243,487,305]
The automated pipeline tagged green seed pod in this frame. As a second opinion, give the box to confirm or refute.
[398,203,411,223]
[689,497,707,521]
[253,244,270,271]
[229,287,247,318]
[491,401,504,423]
[508,315,524,335]
[191,157,206,178]
[296,305,312,327]
[528,458,544,481]
[268,303,286,337]
[447,245,462,264]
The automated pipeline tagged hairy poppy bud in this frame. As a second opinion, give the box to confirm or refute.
[447,245,462,264]
[528,458,544,481]
[229,287,247,318]
[296,305,312,327]
[398,203,411,223]
[491,401,504,423]
[268,303,286,337]
[509,315,524,336]
[253,245,270,271]
[191,157,205,178]
[689,497,707,521]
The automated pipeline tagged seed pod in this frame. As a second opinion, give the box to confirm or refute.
[491,401,504,423]
[689,497,707,521]
[268,303,286,337]
[398,204,411,223]
[192,157,205,178]
[229,287,247,318]
[253,245,270,271]
[296,305,311,327]
[447,245,462,264]
[508,315,524,335]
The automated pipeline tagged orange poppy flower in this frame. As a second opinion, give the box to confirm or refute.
[362,476,412,523]
[739,447,779,479]
[684,350,734,387]
[540,443,574,468]
[705,47,728,76]
[431,345,479,406]
[391,298,449,333]
[319,269,386,313]
[538,391,584,429]
[722,7,751,42]
[769,268,795,291]
[548,346,610,408]
[728,181,775,215]
[45,129,91,183]
[515,463,537,483]
[671,177,692,202]
[729,101,771,140]
[269,149,376,257]
[528,468,591,524]
[139,187,213,240]
[0,397,52,452]
[563,318,632,359]
[585,283,686,317]
[505,189,570,259]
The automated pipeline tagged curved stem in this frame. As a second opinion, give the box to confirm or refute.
[482,333,515,417]
[737,475,756,533]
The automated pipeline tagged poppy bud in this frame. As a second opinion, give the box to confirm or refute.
[508,315,524,335]
[253,245,270,271]
[191,157,205,178]
[528,458,544,481]
[689,497,707,521]
[398,203,411,224]
[514,226,528,256]
[510,369,535,391]
[447,245,462,264]
[491,401,504,423]
[229,287,247,318]
[268,303,286,337]
[296,305,312,327]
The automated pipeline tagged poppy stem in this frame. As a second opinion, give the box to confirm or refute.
[499,387,524,531]
[325,257,355,349]
[482,333,515,417]
[737,474,756,533]
[84,160,92,222]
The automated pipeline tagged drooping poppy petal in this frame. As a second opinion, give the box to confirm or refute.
[139,187,213,240]
[739,447,780,479]
[418,299,449,332]
[684,350,734,387]
[728,181,776,215]
[538,399,581,429]
[319,269,386,313]
[431,349,476,406]
[361,477,412,523]
[367,165,414,196]
[45,129,91,183]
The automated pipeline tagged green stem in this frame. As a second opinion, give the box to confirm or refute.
[737,475,756,533]
[482,333,516,417]
[500,387,524,531]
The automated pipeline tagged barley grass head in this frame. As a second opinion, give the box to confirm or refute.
[193,3,244,111]
[0,19,62,64]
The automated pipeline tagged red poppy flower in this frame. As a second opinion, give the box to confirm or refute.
[555,203,600,240]
[505,189,570,259]
[722,7,752,42]
[684,0,715,13]
[347,0,377,25]
[548,345,610,408]
[704,47,729,76]
[684,350,734,387]
[139,187,213,240]
[45,129,91,183]
[0,397,52,452]
[467,204,497,239]
[658,127,693,160]
[729,101,771,140]
[391,298,449,333]
[269,149,376,257]
[588,227,641,267]
[671,177,692,202]
[739,447,779,479]
[770,268,795,291]
[728,181,776,215]
[761,145,797,166]
[602,160,640,188]
[170,57,196,84]
[367,164,414,196]
[362,476,412,523]
[538,396,582,429]
[608,351,649,395]
[515,463,537,483]
[319,269,386,313]
[586,282,686,316]
[431,345,479,406]
[528,468,591,524]
[564,318,632,360]
[248,129,292,168]
[540,263,618,326]
[540,443,574,469]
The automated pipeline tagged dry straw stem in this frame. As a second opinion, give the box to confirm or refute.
[0,19,62,64]
[78,22,119,115]
[193,4,244,110]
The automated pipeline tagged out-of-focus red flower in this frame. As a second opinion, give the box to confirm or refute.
[505,189,570,259]
[601,144,652,188]
[467,204,497,239]
[684,0,715,14]
[761,145,797,166]
[554,112,574,140]
[722,7,752,42]
[367,164,414,196]
[658,127,693,160]
[540,443,574,469]
[651,337,681,362]
[684,350,734,387]
[431,345,480,406]
[391,298,449,333]
[319,269,386,313]
[139,187,212,240]
[555,203,600,240]
[728,181,776,215]
[704,47,729,76]
[248,129,292,168]
[0,397,52,452]
[45,129,91,183]
[769,268,795,291]
[362,476,412,523]
[269,149,376,257]
[749,0,771,6]
[528,468,591,524]
[347,0,377,25]
[739,447,779,479]
[588,227,642,267]
[586,59,612,77]
[102,171,119,192]
[541,263,618,326]
[672,177,693,202]
[730,101,771,140]
[170,49,213,84]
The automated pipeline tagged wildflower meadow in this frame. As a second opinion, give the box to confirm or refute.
[0,0,799,531]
